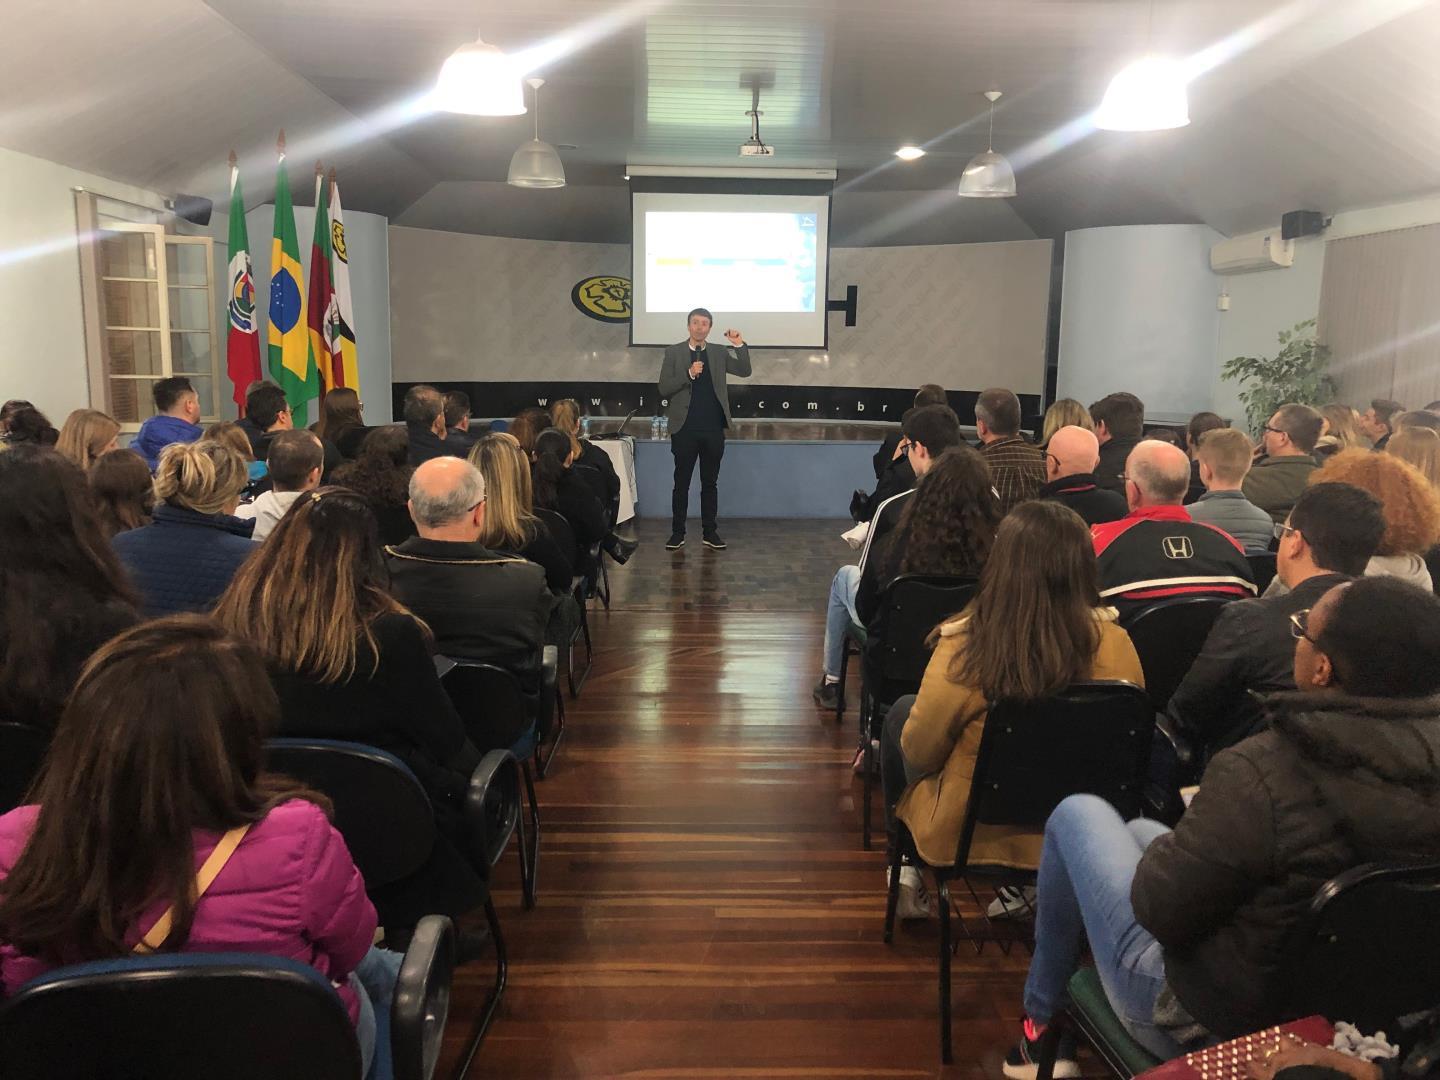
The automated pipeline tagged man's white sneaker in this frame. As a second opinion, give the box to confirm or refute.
[986,884,1037,920]
[892,865,934,920]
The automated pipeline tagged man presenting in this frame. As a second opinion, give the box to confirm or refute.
[658,307,752,550]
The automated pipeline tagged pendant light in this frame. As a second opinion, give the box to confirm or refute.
[508,78,566,188]
[1094,56,1190,131]
[435,34,526,116]
[958,91,1016,199]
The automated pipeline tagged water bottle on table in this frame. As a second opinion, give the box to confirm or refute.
[580,415,591,439]
[660,416,669,439]
[651,416,661,441]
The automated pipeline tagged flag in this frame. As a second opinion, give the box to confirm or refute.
[224,158,261,415]
[328,171,359,390]
[267,138,318,426]
[306,166,340,396]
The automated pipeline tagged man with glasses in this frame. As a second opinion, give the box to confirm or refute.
[1243,403,1323,524]
[1037,425,1127,525]
[386,457,553,680]
[1168,482,1386,764]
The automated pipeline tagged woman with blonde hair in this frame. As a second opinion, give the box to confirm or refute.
[1388,426,1440,489]
[55,409,120,471]
[549,398,621,508]
[111,440,255,616]
[89,448,155,538]
[1039,399,1093,446]
[468,433,572,592]
[1315,403,1367,459]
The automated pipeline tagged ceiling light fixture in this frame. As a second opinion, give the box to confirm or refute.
[958,91,1016,198]
[508,78,566,188]
[1094,56,1190,131]
[895,145,926,161]
[435,34,526,116]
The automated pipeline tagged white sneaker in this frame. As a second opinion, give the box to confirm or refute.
[986,885,1037,920]
[891,865,934,920]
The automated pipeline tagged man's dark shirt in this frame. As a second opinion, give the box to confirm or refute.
[683,346,727,432]
[1095,434,1142,493]
[1038,472,1128,526]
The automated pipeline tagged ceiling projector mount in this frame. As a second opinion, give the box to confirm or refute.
[740,82,774,157]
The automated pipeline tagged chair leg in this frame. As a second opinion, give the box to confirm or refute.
[938,877,953,1065]
[452,897,507,1080]
[518,760,540,910]
[598,557,611,610]
[835,636,850,722]
[535,693,565,780]
[883,842,903,943]
[860,691,874,851]
[1034,1016,1064,1080]
[567,597,593,699]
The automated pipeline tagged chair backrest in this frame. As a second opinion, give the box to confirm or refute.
[537,506,580,566]
[955,681,1154,868]
[572,462,609,508]
[0,952,360,1080]
[866,574,979,696]
[266,739,435,888]
[1120,596,1234,711]
[1286,860,1440,1033]
[0,722,47,814]
[1246,552,1278,594]
[439,659,533,753]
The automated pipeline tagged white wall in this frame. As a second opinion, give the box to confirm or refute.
[0,146,169,419]
[1058,225,1224,422]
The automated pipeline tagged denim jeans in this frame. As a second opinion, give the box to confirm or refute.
[1022,795,1184,1060]
[822,564,861,676]
[353,945,405,1080]
[880,694,924,856]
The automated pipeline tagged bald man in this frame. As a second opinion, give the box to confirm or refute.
[386,457,554,678]
[1038,425,1128,526]
[1091,439,1257,619]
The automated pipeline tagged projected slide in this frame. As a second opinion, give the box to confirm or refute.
[644,211,818,314]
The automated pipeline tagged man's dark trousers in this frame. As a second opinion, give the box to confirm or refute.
[671,426,725,536]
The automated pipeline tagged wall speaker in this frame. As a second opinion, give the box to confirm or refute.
[1281,209,1327,241]
[170,193,213,227]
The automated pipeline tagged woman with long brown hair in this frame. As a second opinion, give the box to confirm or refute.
[330,426,416,547]
[314,386,370,459]
[89,448,155,537]
[55,408,120,471]
[881,500,1144,918]
[0,616,400,1076]
[0,448,138,730]
[213,489,487,931]
[508,407,550,456]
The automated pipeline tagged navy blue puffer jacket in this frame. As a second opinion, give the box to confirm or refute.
[112,504,256,616]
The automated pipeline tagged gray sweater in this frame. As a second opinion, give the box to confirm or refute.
[1186,489,1275,553]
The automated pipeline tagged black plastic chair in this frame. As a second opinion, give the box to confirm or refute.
[0,917,453,1080]
[0,721,47,814]
[1120,596,1235,713]
[266,739,519,1076]
[883,681,1154,1064]
[854,574,979,850]
[539,509,595,697]
[1246,552,1278,594]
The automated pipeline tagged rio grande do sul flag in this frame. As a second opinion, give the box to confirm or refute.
[224,153,261,415]
[306,165,339,395]
[328,171,359,391]
[266,133,318,426]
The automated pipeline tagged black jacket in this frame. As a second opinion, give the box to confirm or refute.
[512,518,574,594]
[1167,572,1350,759]
[385,537,552,674]
[406,423,466,467]
[1038,473,1128,527]
[1095,434,1143,493]
[545,471,607,557]
[577,441,621,505]
[1132,691,1440,1038]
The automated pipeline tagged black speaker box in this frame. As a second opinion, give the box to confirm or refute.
[170,193,213,227]
[1281,210,1326,241]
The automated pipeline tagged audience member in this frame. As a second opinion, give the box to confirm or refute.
[856,389,949,523]
[55,408,119,471]
[240,429,324,542]
[0,400,34,435]
[1182,411,1226,503]
[0,448,138,731]
[1037,425,1127,526]
[1,406,60,450]
[1389,425,1440,488]
[443,390,479,453]
[112,440,255,616]
[1039,399,1093,446]
[0,616,401,1077]
[974,387,1045,516]
[330,426,417,547]
[1089,392,1145,493]
[88,448,155,538]
[1187,428,1275,552]
[246,381,342,477]
[468,433,573,593]
[235,378,269,448]
[313,386,370,459]
[531,427,608,571]
[1243,403,1322,523]
[1315,403,1366,459]
[813,405,963,705]
[133,376,202,471]
[884,501,1143,919]
[1143,427,1185,449]
[402,385,463,466]
[1395,408,1440,434]
[508,407,550,455]
[1168,482,1385,760]
[213,489,488,932]
[1092,440,1255,618]
[1006,576,1440,1074]
[201,421,267,502]
[550,398,621,508]
[1359,398,1404,451]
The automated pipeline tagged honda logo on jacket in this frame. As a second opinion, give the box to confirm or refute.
[1162,535,1195,560]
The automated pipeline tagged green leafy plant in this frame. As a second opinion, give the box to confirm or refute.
[1221,318,1336,434]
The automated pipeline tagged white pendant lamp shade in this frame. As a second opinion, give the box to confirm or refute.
[508,78,566,188]
[435,35,526,116]
[958,91,1017,198]
[1094,57,1190,131]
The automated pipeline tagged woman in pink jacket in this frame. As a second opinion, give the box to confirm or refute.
[0,616,402,1079]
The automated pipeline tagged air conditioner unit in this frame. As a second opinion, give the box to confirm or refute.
[1210,232,1295,274]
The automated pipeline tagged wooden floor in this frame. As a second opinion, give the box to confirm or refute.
[441,518,1028,1079]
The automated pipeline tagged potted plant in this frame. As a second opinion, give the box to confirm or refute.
[1221,318,1336,433]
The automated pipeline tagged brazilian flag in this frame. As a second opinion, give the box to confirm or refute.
[267,152,319,425]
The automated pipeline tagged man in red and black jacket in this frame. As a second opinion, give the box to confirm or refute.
[1092,439,1256,619]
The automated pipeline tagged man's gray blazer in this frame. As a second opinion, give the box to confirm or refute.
[657,340,753,431]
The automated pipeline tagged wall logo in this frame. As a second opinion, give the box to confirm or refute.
[571,275,631,322]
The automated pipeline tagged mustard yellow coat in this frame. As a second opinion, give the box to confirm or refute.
[895,609,1144,868]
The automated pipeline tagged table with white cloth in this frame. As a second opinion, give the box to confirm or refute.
[590,436,638,524]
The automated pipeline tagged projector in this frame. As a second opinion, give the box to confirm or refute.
[739,139,775,157]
